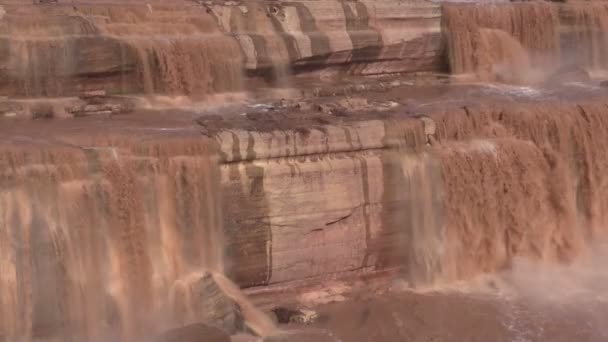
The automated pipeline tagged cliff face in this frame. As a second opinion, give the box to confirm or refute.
[3,1,608,341]
[213,118,430,287]
[207,0,442,75]
[199,94,608,288]
[1,1,607,98]
[4,92,608,340]
[0,2,244,97]
[0,0,442,97]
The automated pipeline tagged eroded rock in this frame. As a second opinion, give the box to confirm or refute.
[171,272,245,334]
[272,308,319,325]
[68,97,135,117]
[0,1,443,98]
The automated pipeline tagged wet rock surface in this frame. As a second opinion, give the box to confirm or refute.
[0,0,442,98]
[156,323,231,342]
[171,272,245,334]
[1,78,608,340]
[68,96,135,117]
[272,308,319,325]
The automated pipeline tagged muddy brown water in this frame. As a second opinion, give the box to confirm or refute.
[281,245,608,341]
[311,288,608,342]
[1,79,608,341]
[3,0,608,339]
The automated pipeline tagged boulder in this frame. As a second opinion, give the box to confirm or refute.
[171,272,245,334]
[68,97,135,117]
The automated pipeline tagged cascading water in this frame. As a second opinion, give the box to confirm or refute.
[86,5,246,97]
[442,1,608,83]
[3,1,608,341]
[561,3,608,71]
[1,4,245,98]
[442,2,560,82]
[416,100,608,281]
[124,36,244,96]
[0,137,227,341]
[387,151,445,287]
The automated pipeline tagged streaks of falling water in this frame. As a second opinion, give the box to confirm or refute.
[3,4,246,98]
[562,3,608,71]
[390,98,608,286]
[442,2,608,84]
[96,5,245,97]
[124,36,244,97]
[0,137,227,341]
[442,2,560,78]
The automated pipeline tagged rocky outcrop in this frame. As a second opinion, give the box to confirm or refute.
[68,93,135,117]
[0,0,443,98]
[207,0,442,75]
[171,272,245,334]
[199,112,430,287]
[2,1,608,97]
[5,93,608,340]
[193,93,608,288]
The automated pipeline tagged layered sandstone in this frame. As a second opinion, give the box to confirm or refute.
[1,1,608,98]
[3,87,608,340]
[3,1,608,341]
[195,92,608,287]
[214,117,429,287]
[0,0,442,98]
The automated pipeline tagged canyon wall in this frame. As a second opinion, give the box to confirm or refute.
[207,0,442,76]
[4,1,608,341]
[5,95,608,340]
[200,96,608,288]
[2,1,608,97]
[0,0,442,98]
[211,117,431,287]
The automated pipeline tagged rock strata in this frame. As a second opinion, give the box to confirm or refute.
[0,1,442,97]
